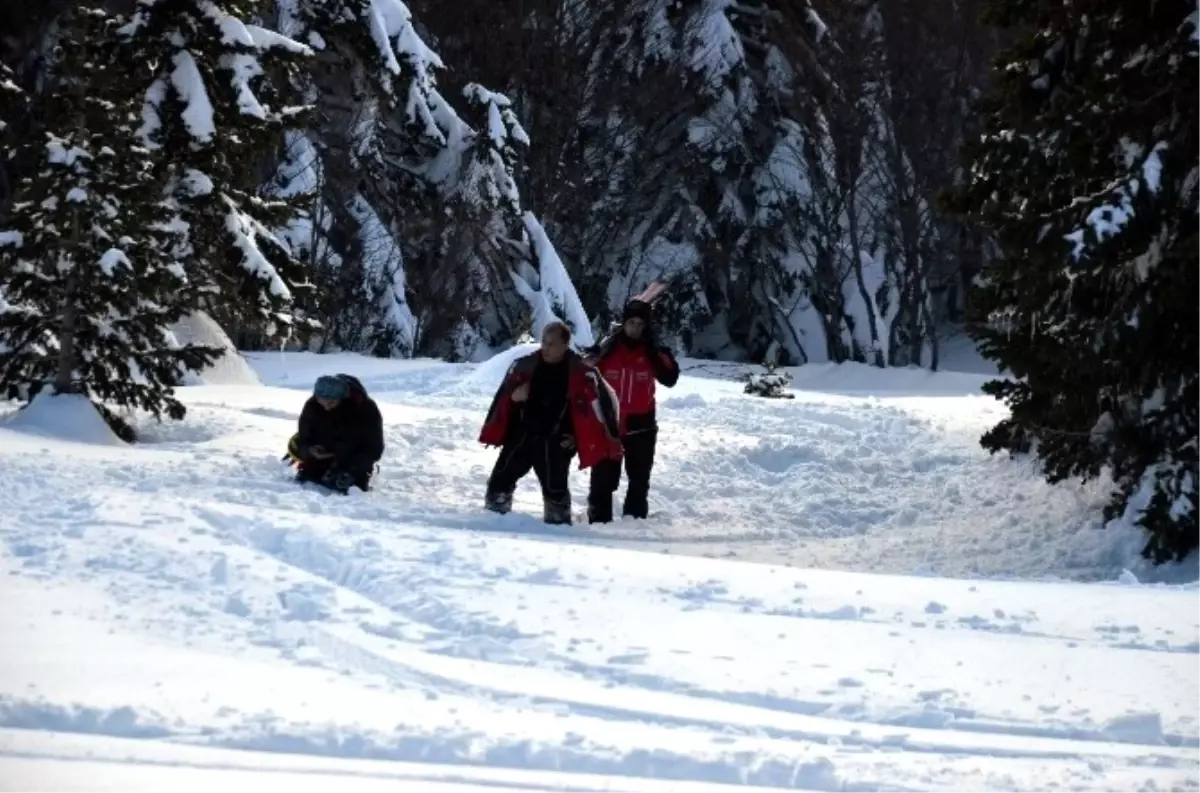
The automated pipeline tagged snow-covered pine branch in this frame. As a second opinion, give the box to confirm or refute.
[116,0,317,342]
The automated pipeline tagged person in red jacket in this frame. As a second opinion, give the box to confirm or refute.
[479,321,622,525]
[585,299,680,523]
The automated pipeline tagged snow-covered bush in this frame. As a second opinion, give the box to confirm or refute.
[742,364,795,400]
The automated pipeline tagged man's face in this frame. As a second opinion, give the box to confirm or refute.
[317,397,340,411]
[623,317,645,339]
[540,330,568,363]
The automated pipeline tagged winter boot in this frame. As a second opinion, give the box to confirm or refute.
[587,499,613,524]
[327,470,357,495]
[485,490,513,515]
[544,497,573,526]
[622,490,650,520]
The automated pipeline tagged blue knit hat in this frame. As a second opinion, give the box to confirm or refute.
[313,375,349,400]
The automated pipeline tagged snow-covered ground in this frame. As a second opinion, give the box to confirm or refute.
[0,351,1196,791]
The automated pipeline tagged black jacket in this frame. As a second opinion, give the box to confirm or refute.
[521,356,573,438]
[297,375,384,469]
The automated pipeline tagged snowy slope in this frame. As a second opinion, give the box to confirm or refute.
[0,354,1196,791]
[233,351,1192,582]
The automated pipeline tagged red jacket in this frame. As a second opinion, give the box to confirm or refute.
[593,335,680,436]
[479,350,623,469]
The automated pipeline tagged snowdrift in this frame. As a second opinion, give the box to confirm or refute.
[3,391,123,446]
[170,312,261,386]
[459,342,540,395]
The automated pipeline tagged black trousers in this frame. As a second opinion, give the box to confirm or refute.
[588,428,656,522]
[296,455,374,493]
[486,432,575,510]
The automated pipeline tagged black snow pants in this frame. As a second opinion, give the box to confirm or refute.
[587,427,657,523]
[295,454,374,494]
[485,431,576,524]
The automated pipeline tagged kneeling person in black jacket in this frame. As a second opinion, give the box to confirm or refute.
[291,374,384,494]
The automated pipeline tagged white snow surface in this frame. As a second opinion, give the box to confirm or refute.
[0,353,1196,791]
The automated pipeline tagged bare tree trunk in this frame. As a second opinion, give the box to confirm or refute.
[844,185,884,367]
[923,297,939,371]
[55,203,80,394]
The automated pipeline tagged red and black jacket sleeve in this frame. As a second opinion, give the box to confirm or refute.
[649,345,680,387]
[585,366,621,440]
[479,354,536,445]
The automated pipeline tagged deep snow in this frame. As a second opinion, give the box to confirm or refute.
[0,352,1196,791]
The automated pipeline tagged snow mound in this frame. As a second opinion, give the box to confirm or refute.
[3,392,123,446]
[170,313,261,386]
[459,343,539,395]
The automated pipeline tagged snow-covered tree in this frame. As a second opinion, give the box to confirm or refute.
[115,0,317,343]
[0,60,24,210]
[570,0,843,363]
[0,61,22,151]
[0,62,26,334]
[283,0,433,355]
[0,8,221,438]
[291,0,591,359]
[401,0,996,365]
[945,0,1198,562]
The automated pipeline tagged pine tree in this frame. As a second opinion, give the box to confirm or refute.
[291,0,448,356]
[0,60,26,221]
[295,0,591,358]
[0,7,222,438]
[0,62,27,325]
[0,61,23,152]
[944,0,1198,561]
[115,0,316,343]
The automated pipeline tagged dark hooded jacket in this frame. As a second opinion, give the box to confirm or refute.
[297,374,384,470]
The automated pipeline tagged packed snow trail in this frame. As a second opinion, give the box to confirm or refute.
[166,349,1190,582]
[0,353,1196,791]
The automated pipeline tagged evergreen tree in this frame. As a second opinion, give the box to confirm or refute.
[294,0,589,359]
[0,7,222,438]
[115,0,316,343]
[0,61,26,221]
[291,0,450,356]
[0,60,25,217]
[0,61,22,154]
[944,0,1198,561]
[0,62,27,323]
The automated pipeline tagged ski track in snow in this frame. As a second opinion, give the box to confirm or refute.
[0,353,1196,791]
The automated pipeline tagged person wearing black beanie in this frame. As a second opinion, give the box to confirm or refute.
[584,297,680,523]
